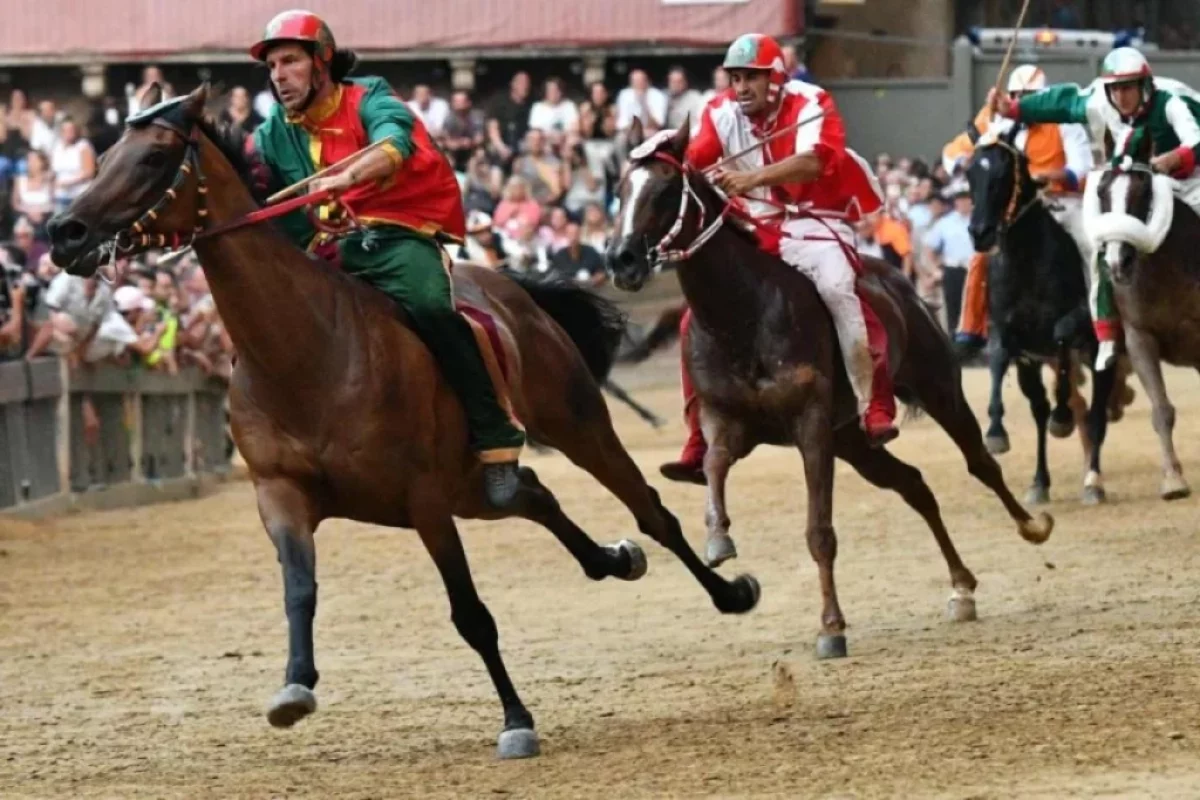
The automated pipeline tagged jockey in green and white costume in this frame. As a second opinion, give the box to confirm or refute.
[994,47,1200,368]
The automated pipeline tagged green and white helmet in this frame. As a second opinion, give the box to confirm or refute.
[1099,47,1153,112]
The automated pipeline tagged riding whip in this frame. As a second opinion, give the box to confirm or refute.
[702,109,827,175]
[989,0,1034,114]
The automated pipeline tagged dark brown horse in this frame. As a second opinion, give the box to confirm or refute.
[45,85,760,760]
[1087,133,1200,500]
[607,121,1052,659]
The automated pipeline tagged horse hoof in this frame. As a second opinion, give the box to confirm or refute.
[945,590,978,622]
[1024,485,1050,505]
[1048,417,1075,439]
[497,727,540,760]
[1018,511,1054,545]
[986,434,1010,456]
[815,633,848,660]
[609,539,647,581]
[705,534,737,568]
[266,684,317,728]
[1161,474,1191,501]
[1081,485,1107,506]
[733,574,761,613]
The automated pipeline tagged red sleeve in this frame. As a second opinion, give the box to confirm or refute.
[795,89,845,179]
[685,105,723,170]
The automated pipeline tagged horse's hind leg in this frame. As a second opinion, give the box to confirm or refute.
[835,427,978,621]
[920,373,1054,545]
[542,401,760,615]
[1015,360,1053,505]
[257,479,322,728]
[985,344,1012,455]
[512,466,647,581]
[1125,326,1190,500]
[411,499,539,760]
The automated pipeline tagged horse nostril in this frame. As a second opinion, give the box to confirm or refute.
[618,248,637,268]
[51,216,90,247]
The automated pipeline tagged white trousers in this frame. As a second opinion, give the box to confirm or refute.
[778,217,874,412]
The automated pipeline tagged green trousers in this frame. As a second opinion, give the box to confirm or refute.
[338,226,524,462]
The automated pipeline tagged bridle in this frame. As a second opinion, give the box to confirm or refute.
[91,105,344,274]
[640,151,734,264]
[982,138,1041,229]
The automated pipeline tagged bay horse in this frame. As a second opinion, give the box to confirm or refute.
[1085,132,1200,501]
[45,85,761,761]
[965,129,1128,505]
[606,120,1052,660]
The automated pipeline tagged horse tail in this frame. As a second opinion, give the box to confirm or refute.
[504,272,628,383]
[617,302,688,364]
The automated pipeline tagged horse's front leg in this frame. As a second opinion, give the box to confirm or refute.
[985,343,1011,455]
[793,397,844,660]
[699,406,746,567]
[1015,360,1052,505]
[257,479,322,728]
[1125,326,1190,500]
[1048,341,1077,438]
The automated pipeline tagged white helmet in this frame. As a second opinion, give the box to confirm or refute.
[1099,47,1154,113]
[1007,64,1046,95]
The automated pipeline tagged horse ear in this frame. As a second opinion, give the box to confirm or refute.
[627,116,645,150]
[670,115,692,157]
[139,82,163,112]
[183,83,210,121]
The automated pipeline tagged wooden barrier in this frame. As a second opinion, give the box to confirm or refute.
[0,358,230,517]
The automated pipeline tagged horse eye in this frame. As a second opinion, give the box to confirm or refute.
[142,151,167,169]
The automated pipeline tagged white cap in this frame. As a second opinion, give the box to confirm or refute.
[467,210,493,233]
[114,285,149,313]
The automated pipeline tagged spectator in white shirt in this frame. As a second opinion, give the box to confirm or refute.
[29,100,58,155]
[666,67,705,131]
[407,84,450,138]
[50,119,96,212]
[128,66,175,117]
[528,78,579,146]
[616,70,667,132]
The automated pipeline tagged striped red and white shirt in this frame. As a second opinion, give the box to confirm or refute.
[686,82,883,223]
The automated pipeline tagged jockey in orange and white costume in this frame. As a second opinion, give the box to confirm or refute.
[659,33,893,484]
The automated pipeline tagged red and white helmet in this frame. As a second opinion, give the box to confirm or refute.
[723,33,789,104]
[1007,64,1046,97]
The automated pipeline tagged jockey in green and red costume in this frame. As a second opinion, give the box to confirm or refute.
[248,10,525,507]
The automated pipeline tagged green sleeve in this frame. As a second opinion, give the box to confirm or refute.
[1017,84,1091,125]
[357,77,416,159]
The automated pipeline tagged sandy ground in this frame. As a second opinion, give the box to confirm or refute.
[3,355,1200,799]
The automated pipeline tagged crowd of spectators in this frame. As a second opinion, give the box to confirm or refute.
[1,49,981,386]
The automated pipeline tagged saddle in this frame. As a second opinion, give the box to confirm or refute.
[311,239,521,428]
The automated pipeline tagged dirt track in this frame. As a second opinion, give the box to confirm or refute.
[3,357,1200,799]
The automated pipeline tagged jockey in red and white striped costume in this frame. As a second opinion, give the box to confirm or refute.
[660,33,895,485]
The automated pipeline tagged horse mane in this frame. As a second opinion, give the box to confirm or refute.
[195,116,269,205]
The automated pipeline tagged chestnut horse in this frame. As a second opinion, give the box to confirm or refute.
[607,121,1052,659]
[46,85,760,761]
